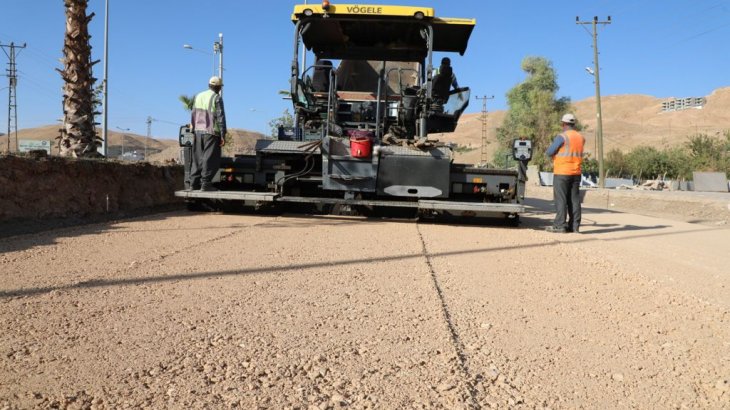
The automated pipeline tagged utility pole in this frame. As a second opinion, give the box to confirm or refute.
[1,42,26,153]
[475,95,494,165]
[577,16,611,188]
[145,116,153,161]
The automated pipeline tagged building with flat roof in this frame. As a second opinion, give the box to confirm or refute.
[661,97,705,112]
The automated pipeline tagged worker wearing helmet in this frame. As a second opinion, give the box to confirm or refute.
[545,113,585,233]
[188,76,227,191]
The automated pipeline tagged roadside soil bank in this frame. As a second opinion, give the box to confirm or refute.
[0,155,183,235]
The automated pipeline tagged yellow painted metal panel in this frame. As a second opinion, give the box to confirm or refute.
[293,4,434,21]
[433,17,476,26]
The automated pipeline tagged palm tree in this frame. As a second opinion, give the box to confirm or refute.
[179,95,194,112]
[57,0,101,157]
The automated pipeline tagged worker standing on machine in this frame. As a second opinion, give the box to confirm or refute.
[545,113,585,233]
[189,76,227,192]
[432,57,459,105]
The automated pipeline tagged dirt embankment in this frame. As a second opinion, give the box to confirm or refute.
[0,155,183,225]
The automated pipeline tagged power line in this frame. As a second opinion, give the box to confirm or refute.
[1,41,27,153]
[17,71,60,94]
[675,21,730,44]
[23,47,61,70]
[15,74,58,99]
[606,0,647,16]
[662,1,728,37]
[152,118,180,126]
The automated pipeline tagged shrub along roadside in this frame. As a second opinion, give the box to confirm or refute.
[601,132,729,180]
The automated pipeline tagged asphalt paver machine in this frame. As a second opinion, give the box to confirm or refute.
[176,3,532,221]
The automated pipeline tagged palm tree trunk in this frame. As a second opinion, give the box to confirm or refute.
[58,0,101,157]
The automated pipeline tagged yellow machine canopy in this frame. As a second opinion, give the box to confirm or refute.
[292,4,476,62]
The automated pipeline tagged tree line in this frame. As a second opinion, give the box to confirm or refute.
[582,132,730,180]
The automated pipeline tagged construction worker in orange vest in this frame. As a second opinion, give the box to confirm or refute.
[545,113,585,233]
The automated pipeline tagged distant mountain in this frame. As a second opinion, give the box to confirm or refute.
[0,124,268,162]
[0,125,177,158]
[5,87,729,166]
[442,86,730,165]
[146,128,268,163]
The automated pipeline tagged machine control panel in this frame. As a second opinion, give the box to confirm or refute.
[179,126,194,147]
[512,139,532,161]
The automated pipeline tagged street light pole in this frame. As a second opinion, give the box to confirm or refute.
[217,33,223,80]
[101,0,109,157]
[214,33,223,97]
[185,33,224,94]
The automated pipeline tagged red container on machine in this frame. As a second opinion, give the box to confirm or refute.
[350,137,372,158]
[348,129,374,158]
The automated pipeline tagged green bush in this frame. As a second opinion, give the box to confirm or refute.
[604,149,626,178]
[600,132,729,180]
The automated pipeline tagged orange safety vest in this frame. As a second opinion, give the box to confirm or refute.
[553,129,585,176]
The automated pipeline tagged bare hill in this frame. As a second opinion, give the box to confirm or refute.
[4,87,729,165]
[0,125,176,157]
[574,87,730,153]
[441,87,730,165]
[146,128,268,164]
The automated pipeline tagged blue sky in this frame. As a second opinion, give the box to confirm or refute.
[2,0,729,139]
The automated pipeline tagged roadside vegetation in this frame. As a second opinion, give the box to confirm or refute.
[496,56,729,180]
[586,132,730,180]
[495,56,576,169]
[268,109,294,138]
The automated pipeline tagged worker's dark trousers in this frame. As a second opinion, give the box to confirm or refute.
[189,132,221,189]
[553,174,582,231]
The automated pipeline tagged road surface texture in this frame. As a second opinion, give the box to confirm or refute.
[1,199,729,409]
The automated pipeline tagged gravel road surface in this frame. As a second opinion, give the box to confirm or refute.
[1,202,729,408]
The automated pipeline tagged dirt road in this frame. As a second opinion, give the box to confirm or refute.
[1,202,729,408]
